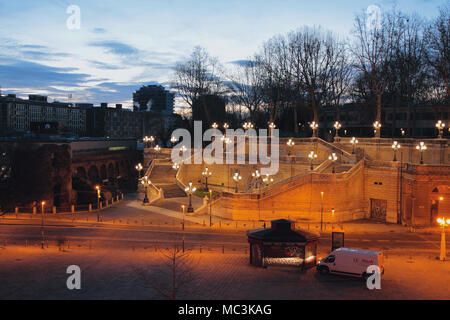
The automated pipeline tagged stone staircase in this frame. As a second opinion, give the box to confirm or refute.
[148,162,186,198]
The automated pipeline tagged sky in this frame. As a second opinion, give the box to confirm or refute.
[0,0,447,108]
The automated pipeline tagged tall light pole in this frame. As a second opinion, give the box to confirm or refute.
[143,136,150,148]
[233,172,242,193]
[185,182,196,213]
[149,136,155,148]
[328,153,338,173]
[223,123,229,130]
[350,137,358,154]
[135,163,143,179]
[308,151,317,171]
[392,141,401,161]
[320,192,324,231]
[287,138,295,177]
[310,121,319,138]
[243,122,254,130]
[95,185,101,221]
[141,176,151,204]
[437,216,449,261]
[436,120,445,139]
[373,121,382,138]
[40,201,46,249]
[209,189,213,227]
[268,122,276,136]
[416,142,427,164]
[181,205,186,231]
[211,122,219,129]
[202,167,212,190]
[333,121,342,141]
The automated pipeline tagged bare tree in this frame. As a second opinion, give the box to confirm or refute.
[135,247,199,300]
[424,3,450,102]
[350,9,405,137]
[225,58,266,122]
[172,46,225,123]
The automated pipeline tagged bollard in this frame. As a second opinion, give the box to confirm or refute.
[71,205,75,213]
[53,206,56,214]
[116,195,120,202]
[89,204,92,212]
[100,202,103,209]
[15,207,19,214]
[33,207,36,215]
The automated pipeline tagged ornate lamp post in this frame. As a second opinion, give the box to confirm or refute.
[437,215,449,261]
[310,121,319,137]
[436,120,445,139]
[172,163,179,170]
[185,182,196,213]
[308,151,318,171]
[143,136,150,148]
[268,122,276,136]
[286,139,295,177]
[333,121,341,141]
[170,136,178,146]
[154,145,161,154]
[40,201,46,249]
[392,141,401,161]
[95,185,101,221]
[243,122,254,130]
[223,123,229,130]
[328,153,338,173]
[141,176,151,204]
[373,121,382,138]
[211,122,219,129]
[416,141,427,164]
[202,167,212,190]
[233,172,242,193]
[263,174,274,187]
[149,136,155,148]
[350,137,358,154]
[135,163,143,179]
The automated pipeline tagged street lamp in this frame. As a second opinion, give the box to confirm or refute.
[320,192,324,231]
[243,122,254,130]
[141,176,151,204]
[310,121,319,137]
[185,182,196,213]
[416,141,427,164]
[286,139,295,177]
[154,145,161,153]
[202,167,212,190]
[95,185,101,221]
[143,136,150,148]
[392,141,401,161]
[211,122,219,129]
[135,163,143,179]
[373,121,382,138]
[172,162,180,170]
[233,172,242,193]
[333,121,341,140]
[41,201,46,249]
[436,120,445,139]
[170,136,178,146]
[437,216,449,261]
[181,205,186,231]
[350,137,359,154]
[328,153,338,173]
[149,136,155,148]
[262,174,274,187]
[223,123,229,130]
[268,122,276,136]
[209,189,213,227]
[308,151,318,171]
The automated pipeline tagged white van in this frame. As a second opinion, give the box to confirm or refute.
[317,248,384,279]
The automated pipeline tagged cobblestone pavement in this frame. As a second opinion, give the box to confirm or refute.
[0,246,448,300]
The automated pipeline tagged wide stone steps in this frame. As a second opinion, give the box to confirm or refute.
[149,164,176,184]
[156,183,187,198]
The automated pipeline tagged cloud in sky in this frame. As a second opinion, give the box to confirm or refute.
[0,0,447,105]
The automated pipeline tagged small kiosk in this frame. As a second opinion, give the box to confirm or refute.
[247,219,319,269]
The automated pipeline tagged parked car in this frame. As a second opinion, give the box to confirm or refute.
[317,248,384,279]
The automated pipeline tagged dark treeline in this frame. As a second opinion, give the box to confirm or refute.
[172,4,449,137]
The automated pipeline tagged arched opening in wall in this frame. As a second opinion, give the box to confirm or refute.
[115,161,120,177]
[430,185,450,225]
[100,164,107,181]
[88,165,100,183]
[75,167,87,180]
[108,163,115,181]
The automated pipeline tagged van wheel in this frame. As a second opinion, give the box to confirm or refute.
[318,266,329,275]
